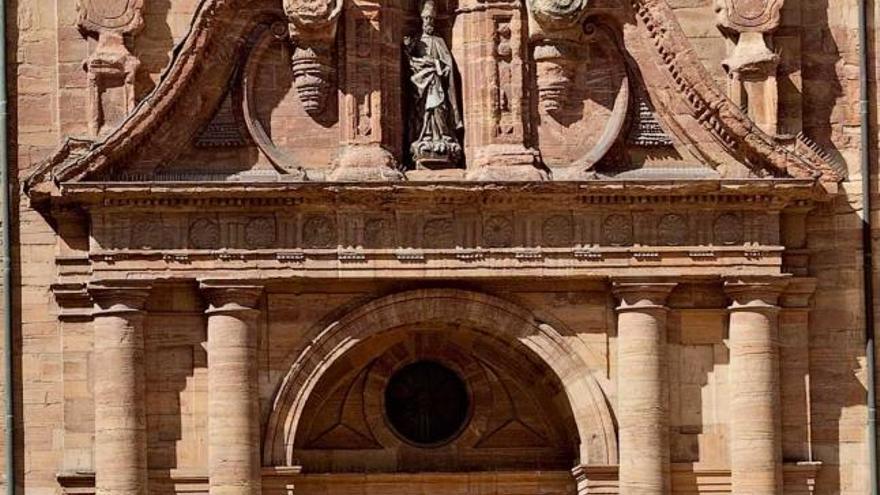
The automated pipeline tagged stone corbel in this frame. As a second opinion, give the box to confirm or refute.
[76,0,144,137]
[715,0,783,136]
[284,0,343,117]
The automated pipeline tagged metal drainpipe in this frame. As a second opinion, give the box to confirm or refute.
[859,0,878,492]
[0,0,12,489]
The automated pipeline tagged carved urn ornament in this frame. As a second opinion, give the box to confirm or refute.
[284,0,344,116]
[405,0,464,169]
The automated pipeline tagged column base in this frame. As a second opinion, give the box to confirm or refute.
[465,145,547,181]
[329,145,404,181]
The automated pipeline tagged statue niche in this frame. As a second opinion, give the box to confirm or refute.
[404,0,463,170]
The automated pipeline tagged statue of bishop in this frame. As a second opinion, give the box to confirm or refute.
[404,0,463,169]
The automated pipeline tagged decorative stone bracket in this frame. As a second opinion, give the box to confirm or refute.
[76,0,145,137]
[284,0,344,116]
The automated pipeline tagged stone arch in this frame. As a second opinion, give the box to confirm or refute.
[264,288,618,467]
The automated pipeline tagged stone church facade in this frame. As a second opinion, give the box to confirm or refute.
[3,0,877,493]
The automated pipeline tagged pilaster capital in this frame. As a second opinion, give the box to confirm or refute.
[200,280,264,315]
[88,279,152,317]
[724,275,790,311]
[611,278,677,312]
[779,277,817,309]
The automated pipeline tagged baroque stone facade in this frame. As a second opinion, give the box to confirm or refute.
[3,0,879,493]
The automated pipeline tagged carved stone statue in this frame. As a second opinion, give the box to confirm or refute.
[405,0,463,169]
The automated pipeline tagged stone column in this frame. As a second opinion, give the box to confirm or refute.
[88,280,152,495]
[201,282,264,495]
[612,280,676,495]
[725,276,788,495]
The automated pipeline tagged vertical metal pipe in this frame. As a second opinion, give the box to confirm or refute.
[859,0,878,492]
[0,0,11,488]
[0,0,11,489]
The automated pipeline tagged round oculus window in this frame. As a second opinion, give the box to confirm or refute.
[384,360,470,446]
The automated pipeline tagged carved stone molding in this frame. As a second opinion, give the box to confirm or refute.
[76,0,144,137]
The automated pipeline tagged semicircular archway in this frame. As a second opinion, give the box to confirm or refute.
[264,288,618,467]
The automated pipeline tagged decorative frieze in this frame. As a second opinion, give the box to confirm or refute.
[90,207,771,254]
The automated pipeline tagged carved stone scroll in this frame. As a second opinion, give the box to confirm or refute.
[284,0,343,116]
[715,0,783,136]
[76,0,144,137]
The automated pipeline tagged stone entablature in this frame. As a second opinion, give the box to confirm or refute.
[47,180,820,280]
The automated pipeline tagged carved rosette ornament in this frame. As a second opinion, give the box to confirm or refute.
[76,0,144,137]
[284,0,343,116]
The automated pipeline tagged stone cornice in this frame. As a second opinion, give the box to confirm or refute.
[44,179,827,210]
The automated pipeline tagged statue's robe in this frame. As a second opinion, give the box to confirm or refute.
[408,34,462,143]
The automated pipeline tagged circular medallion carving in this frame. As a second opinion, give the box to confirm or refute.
[189,218,220,250]
[303,215,337,248]
[542,215,573,247]
[483,216,513,248]
[245,217,277,249]
[364,218,395,249]
[131,217,164,249]
[714,213,744,245]
[384,360,470,446]
[602,214,632,246]
[424,218,456,249]
[657,213,687,246]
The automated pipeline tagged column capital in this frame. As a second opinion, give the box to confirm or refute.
[724,275,790,310]
[200,280,264,315]
[611,278,677,311]
[88,279,152,316]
